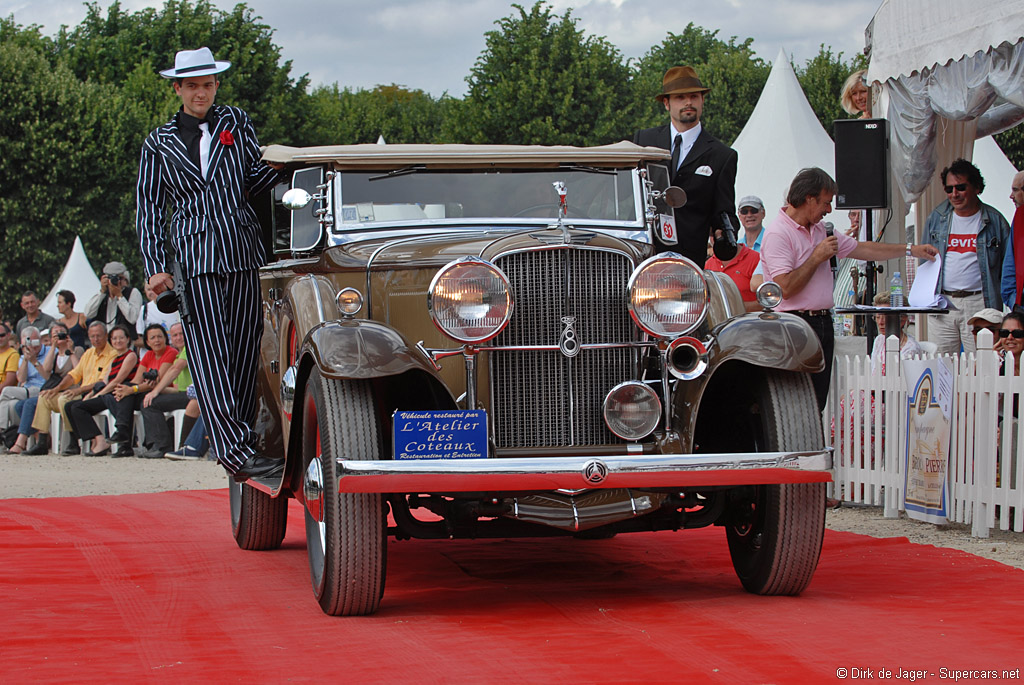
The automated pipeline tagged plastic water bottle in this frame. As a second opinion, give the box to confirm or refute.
[890,271,904,307]
[833,314,843,338]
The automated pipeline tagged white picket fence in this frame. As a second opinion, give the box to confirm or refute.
[824,330,1024,537]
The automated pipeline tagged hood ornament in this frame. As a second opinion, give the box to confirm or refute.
[552,180,570,243]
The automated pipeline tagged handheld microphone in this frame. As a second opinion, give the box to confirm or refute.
[824,222,838,281]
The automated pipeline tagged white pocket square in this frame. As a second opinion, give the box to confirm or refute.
[696,165,713,177]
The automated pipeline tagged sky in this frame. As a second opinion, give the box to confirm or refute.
[0,0,881,97]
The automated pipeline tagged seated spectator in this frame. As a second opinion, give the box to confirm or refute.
[870,292,923,374]
[55,289,89,351]
[164,395,210,460]
[0,323,19,391]
[969,308,1004,352]
[104,324,178,457]
[84,261,143,332]
[135,282,180,346]
[15,291,55,338]
[138,322,191,458]
[706,243,762,312]
[64,325,138,457]
[18,321,116,456]
[0,327,48,438]
[9,323,82,454]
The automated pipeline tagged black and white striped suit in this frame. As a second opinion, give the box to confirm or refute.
[136,104,281,471]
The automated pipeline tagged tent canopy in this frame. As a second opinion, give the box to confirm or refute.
[40,236,101,319]
[732,48,851,237]
[866,0,1024,206]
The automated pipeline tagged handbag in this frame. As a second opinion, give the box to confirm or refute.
[40,371,63,391]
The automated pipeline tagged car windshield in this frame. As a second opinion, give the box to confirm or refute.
[336,168,638,225]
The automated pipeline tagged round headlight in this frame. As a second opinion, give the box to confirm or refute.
[336,287,363,316]
[603,381,662,440]
[428,257,513,343]
[755,281,783,310]
[627,254,708,338]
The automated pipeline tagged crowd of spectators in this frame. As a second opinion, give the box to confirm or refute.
[0,261,209,460]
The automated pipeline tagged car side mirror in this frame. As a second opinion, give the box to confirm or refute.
[663,186,686,208]
[282,188,312,210]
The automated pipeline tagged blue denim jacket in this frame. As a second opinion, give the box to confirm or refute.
[922,199,1009,309]
[1000,207,1024,307]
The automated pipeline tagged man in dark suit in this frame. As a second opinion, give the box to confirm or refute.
[633,66,739,266]
[136,47,283,482]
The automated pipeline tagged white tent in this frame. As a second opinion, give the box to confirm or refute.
[40,236,101,318]
[973,135,1019,226]
[732,48,851,238]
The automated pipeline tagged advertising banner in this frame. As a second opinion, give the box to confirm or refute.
[902,358,954,524]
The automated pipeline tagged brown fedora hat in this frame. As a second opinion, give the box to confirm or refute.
[657,66,711,100]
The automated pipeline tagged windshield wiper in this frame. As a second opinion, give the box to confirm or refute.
[559,164,617,176]
[368,165,427,182]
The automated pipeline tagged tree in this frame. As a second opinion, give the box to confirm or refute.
[996,125,1024,171]
[795,45,868,138]
[54,0,309,144]
[298,84,451,146]
[632,25,769,145]
[444,2,633,146]
[0,38,148,315]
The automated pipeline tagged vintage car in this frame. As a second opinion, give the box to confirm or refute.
[236,142,831,616]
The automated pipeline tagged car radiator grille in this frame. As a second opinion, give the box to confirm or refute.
[490,248,639,448]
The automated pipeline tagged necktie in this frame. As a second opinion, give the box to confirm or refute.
[199,122,211,178]
[671,133,682,175]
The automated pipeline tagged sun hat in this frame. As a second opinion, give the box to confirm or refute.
[160,47,231,79]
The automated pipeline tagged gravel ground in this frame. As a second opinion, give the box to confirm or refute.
[2,452,1022,569]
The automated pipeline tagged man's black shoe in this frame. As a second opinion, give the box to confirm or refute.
[232,454,284,483]
[712,226,739,262]
[61,443,81,456]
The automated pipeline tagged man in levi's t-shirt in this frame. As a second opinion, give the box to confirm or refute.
[922,159,1010,355]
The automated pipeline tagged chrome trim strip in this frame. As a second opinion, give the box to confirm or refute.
[307,274,326,323]
[333,450,833,493]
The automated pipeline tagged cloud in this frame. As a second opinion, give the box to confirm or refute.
[1,0,878,96]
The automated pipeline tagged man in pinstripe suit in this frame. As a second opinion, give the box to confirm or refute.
[136,47,283,482]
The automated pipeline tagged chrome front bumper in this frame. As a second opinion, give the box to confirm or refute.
[335,449,832,493]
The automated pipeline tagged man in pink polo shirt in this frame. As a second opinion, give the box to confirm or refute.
[761,167,938,411]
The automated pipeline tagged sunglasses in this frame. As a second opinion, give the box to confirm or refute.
[738,207,761,215]
[999,329,1024,339]
[944,183,968,194]
[972,325,999,334]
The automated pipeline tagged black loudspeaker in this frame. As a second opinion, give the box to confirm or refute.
[834,118,888,209]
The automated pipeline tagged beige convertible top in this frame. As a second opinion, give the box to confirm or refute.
[261,141,671,169]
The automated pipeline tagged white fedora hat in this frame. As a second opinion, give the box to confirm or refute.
[160,47,231,79]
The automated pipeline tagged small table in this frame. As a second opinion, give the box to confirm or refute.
[834,306,948,354]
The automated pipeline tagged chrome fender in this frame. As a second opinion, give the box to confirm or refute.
[299,319,444,382]
[709,312,824,373]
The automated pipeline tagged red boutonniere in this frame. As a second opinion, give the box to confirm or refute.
[220,130,234,145]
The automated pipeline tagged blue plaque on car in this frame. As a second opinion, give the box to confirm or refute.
[393,410,488,460]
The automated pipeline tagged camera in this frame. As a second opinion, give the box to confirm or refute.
[28,339,41,348]
[56,332,69,341]
[105,273,121,284]
[142,369,159,382]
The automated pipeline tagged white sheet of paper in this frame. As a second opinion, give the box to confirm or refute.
[908,254,954,309]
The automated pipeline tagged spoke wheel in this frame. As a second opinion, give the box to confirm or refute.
[230,478,288,551]
[302,369,386,616]
[726,370,826,595]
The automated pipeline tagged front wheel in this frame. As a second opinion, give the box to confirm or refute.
[302,369,386,616]
[230,479,288,551]
[726,370,826,595]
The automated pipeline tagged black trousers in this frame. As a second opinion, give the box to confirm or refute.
[65,396,111,441]
[140,391,190,451]
[793,312,834,413]
[104,393,142,440]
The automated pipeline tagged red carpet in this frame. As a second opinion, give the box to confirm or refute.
[2,490,1022,683]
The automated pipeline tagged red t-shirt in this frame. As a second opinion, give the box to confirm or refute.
[705,245,761,301]
[140,346,178,374]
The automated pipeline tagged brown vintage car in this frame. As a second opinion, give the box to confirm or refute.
[235,142,831,616]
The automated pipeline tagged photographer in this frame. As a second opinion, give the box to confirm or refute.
[0,327,45,441]
[84,261,144,332]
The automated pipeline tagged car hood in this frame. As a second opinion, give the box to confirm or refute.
[327,228,653,271]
